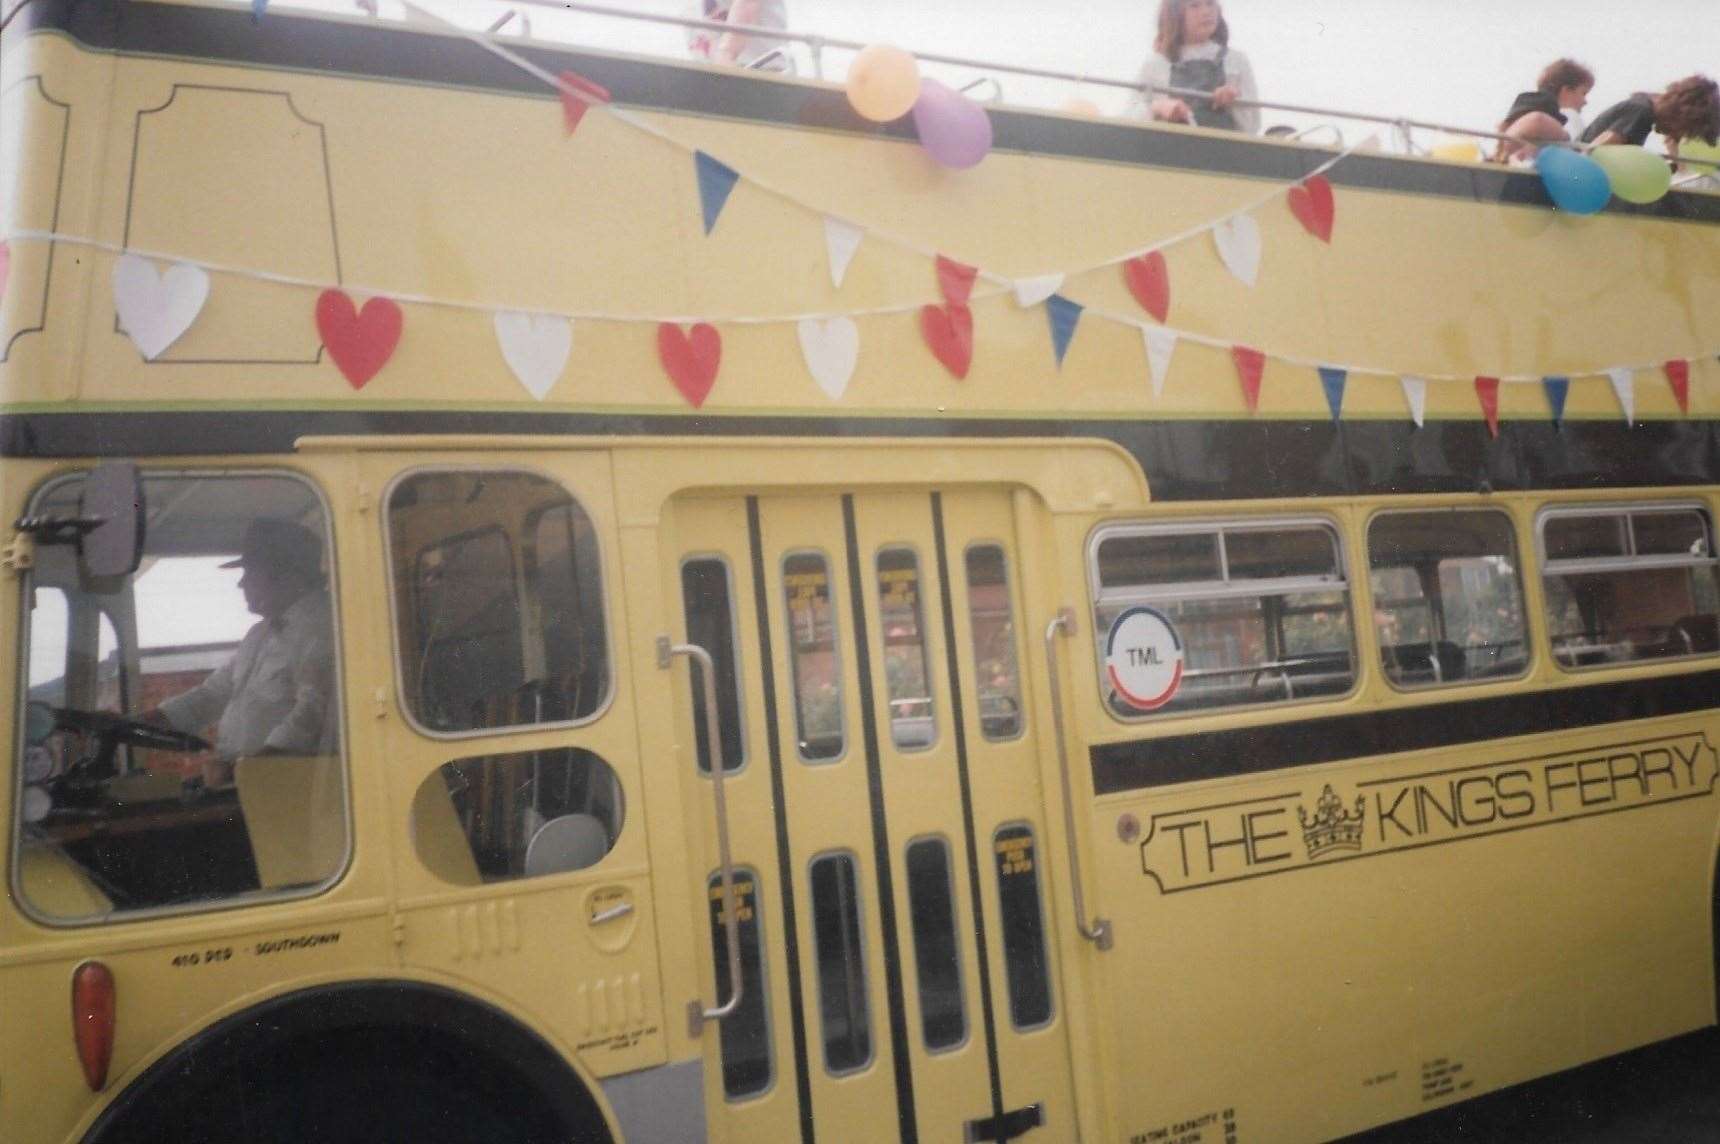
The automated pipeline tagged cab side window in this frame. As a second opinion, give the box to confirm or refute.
[15,471,347,923]
[388,470,610,734]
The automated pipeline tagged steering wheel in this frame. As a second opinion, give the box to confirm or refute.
[51,707,212,754]
[46,707,212,795]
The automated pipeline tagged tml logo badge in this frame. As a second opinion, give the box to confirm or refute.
[1298,785,1364,860]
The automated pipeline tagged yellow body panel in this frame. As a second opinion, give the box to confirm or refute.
[1,3,1717,1142]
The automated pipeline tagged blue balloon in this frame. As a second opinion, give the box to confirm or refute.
[1536,146,1612,215]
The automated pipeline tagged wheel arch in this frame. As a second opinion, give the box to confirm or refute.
[83,978,616,1142]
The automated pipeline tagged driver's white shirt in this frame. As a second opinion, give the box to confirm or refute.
[159,592,334,761]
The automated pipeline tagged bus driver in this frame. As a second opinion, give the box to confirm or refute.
[142,518,336,788]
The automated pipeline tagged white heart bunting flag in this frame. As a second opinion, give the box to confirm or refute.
[112,254,210,360]
[1212,214,1262,287]
[824,217,865,290]
[1013,274,1065,308]
[797,316,860,400]
[1400,376,1428,428]
[494,311,573,400]
[1607,367,1636,425]
[1142,326,1178,399]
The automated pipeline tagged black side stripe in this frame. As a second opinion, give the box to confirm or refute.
[840,495,919,1143]
[745,498,815,1144]
[930,492,1008,1134]
[1091,667,1720,794]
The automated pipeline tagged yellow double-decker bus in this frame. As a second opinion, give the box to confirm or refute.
[2,2,1716,1141]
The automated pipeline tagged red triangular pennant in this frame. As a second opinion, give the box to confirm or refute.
[1664,359,1690,414]
[558,70,611,135]
[1475,376,1501,438]
[1123,252,1171,323]
[1231,346,1266,413]
[936,256,979,307]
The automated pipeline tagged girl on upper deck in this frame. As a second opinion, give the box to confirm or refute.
[1492,58,1594,163]
[1129,0,1261,135]
[1581,74,1720,159]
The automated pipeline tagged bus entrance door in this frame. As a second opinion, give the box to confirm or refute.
[668,488,1078,1143]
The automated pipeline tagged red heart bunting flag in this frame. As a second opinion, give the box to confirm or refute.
[1475,376,1501,437]
[1231,345,1266,412]
[316,290,403,389]
[658,323,722,408]
[558,71,611,135]
[1288,176,1336,243]
[936,256,979,307]
[1123,252,1171,323]
[921,303,974,379]
[1664,359,1690,414]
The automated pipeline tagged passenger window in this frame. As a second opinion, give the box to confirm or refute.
[411,749,623,883]
[876,547,937,751]
[710,870,773,1100]
[1541,505,1720,669]
[964,545,1023,740]
[783,553,845,762]
[682,558,747,773]
[1368,511,1529,688]
[809,852,874,1074]
[993,824,1052,1030]
[1092,521,1355,718]
[387,470,610,734]
[16,471,346,922]
[905,837,967,1052]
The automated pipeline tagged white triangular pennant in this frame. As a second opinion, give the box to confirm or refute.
[1607,367,1636,425]
[112,255,210,360]
[824,217,864,290]
[797,316,860,400]
[494,311,573,400]
[1142,326,1178,399]
[1212,214,1262,287]
[1400,375,1427,427]
[1013,273,1065,308]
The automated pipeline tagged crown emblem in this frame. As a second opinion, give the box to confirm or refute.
[1298,785,1365,860]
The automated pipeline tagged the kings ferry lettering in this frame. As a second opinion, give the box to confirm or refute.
[1138,732,1717,894]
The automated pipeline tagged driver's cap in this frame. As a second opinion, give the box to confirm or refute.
[221,518,322,580]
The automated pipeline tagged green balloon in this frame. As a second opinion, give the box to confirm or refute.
[1591,144,1672,204]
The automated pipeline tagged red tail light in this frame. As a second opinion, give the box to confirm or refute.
[71,961,116,1091]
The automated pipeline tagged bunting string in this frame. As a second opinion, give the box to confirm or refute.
[0,0,1709,418]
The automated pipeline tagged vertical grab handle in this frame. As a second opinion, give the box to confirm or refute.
[659,637,744,1032]
[1043,610,1113,951]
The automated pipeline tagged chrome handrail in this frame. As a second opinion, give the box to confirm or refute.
[659,637,744,1032]
[1043,609,1111,951]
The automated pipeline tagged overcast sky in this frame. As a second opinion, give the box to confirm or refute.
[310,0,1720,147]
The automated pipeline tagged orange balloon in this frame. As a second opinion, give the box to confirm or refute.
[847,44,921,123]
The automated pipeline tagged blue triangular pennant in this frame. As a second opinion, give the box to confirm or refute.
[1543,376,1570,425]
[1318,366,1347,422]
[251,0,268,21]
[1046,295,1084,368]
[695,151,741,236]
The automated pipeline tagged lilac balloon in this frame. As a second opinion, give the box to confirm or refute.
[912,78,993,169]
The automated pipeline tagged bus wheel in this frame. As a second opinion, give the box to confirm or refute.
[85,983,615,1144]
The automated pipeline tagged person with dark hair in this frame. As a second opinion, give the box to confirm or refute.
[1128,0,1260,135]
[1493,58,1596,161]
[142,519,335,788]
[1583,74,1720,158]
